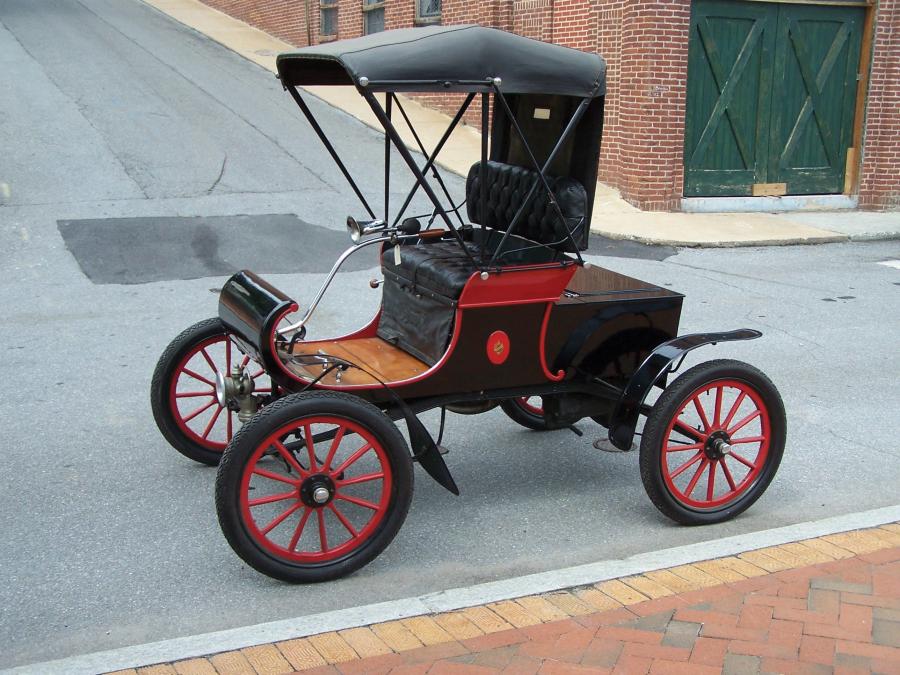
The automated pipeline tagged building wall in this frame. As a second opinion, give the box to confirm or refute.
[199,0,897,211]
[859,0,899,210]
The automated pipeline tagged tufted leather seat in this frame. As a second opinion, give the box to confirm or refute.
[377,162,587,364]
[381,240,479,300]
[465,161,588,251]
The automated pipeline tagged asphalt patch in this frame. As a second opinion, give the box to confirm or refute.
[586,235,676,261]
[58,214,379,284]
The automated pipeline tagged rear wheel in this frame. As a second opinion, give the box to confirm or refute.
[150,318,271,466]
[215,392,413,582]
[500,397,549,431]
[639,359,785,525]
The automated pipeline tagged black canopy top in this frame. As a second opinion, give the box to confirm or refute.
[276,25,606,97]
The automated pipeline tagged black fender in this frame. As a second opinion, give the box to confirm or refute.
[218,270,297,377]
[607,329,762,450]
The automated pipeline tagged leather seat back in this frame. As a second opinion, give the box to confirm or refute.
[465,161,588,251]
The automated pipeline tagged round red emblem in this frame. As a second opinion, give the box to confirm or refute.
[486,330,510,365]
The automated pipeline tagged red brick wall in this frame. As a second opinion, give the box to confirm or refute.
[200,0,897,212]
[202,0,317,46]
[859,0,899,210]
[611,0,691,210]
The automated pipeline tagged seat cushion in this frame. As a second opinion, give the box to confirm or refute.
[380,240,479,300]
[465,161,588,251]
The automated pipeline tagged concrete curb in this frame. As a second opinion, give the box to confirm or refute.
[7,504,900,675]
[594,231,850,249]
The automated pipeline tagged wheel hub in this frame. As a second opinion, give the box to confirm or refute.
[299,474,335,507]
[705,430,732,459]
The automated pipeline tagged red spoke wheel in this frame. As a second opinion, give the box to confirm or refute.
[500,396,549,431]
[151,318,271,466]
[215,391,413,582]
[639,359,785,525]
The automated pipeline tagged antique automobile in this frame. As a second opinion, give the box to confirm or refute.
[151,25,786,583]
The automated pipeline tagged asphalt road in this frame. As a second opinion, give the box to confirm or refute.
[2,0,899,668]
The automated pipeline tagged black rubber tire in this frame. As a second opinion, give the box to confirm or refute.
[151,318,232,466]
[500,397,550,431]
[639,359,786,525]
[215,391,414,583]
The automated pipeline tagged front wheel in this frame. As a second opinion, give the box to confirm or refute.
[639,359,786,525]
[215,392,414,583]
[150,318,271,466]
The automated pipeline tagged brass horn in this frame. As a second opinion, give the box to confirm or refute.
[346,216,387,243]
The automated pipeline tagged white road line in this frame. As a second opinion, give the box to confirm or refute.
[6,503,900,675]
[877,259,900,269]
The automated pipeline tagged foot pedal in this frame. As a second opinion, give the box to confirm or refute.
[593,438,633,453]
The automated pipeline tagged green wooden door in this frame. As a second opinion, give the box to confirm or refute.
[684,0,864,197]
[767,4,864,194]
[684,1,777,196]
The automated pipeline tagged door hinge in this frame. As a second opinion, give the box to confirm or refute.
[752,183,787,197]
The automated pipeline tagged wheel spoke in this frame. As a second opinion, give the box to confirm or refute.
[251,369,265,379]
[730,435,766,445]
[241,355,250,368]
[274,440,310,478]
[176,390,215,398]
[329,504,358,537]
[253,467,300,486]
[183,399,216,423]
[729,409,761,436]
[693,395,712,432]
[200,348,218,374]
[720,458,737,491]
[317,508,328,553]
[303,424,317,471]
[673,419,704,442]
[201,404,223,439]
[721,392,747,430]
[249,490,297,507]
[706,460,717,501]
[337,471,384,487]
[670,452,703,479]
[336,493,379,511]
[322,425,345,473]
[331,443,373,477]
[713,386,723,427]
[730,451,757,469]
[288,507,312,552]
[685,459,709,497]
[261,501,303,535]
[182,368,215,387]
[665,442,704,453]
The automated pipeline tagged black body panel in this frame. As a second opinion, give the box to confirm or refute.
[218,270,296,381]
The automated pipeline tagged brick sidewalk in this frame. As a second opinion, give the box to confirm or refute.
[115,525,900,675]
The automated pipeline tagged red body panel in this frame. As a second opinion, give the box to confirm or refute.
[458,264,576,308]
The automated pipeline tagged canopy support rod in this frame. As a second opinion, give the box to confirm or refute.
[286,85,376,219]
[488,90,593,268]
[384,94,392,223]
[480,92,489,263]
[362,90,479,268]
[390,93,474,228]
